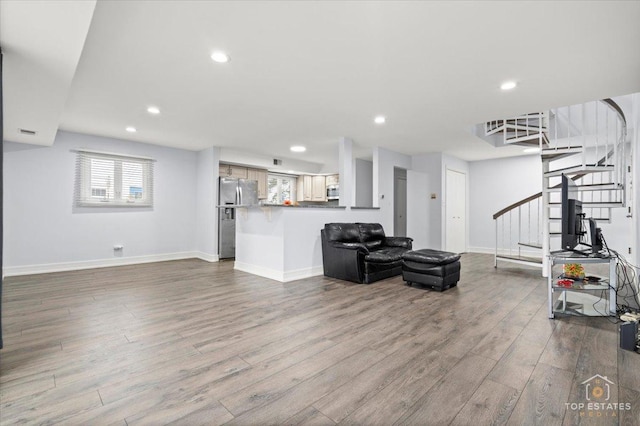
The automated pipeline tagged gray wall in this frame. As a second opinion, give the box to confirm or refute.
[3,131,198,272]
[354,158,373,207]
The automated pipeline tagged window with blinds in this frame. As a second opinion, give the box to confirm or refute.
[74,150,154,207]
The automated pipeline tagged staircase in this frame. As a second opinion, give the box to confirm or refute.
[490,99,629,275]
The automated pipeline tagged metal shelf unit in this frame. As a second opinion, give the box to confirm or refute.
[547,253,617,319]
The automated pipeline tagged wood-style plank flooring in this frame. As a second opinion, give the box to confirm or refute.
[1,253,639,425]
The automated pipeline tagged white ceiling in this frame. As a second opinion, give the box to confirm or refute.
[2,1,640,165]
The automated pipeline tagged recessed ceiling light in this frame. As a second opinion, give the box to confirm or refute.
[147,106,160,115]
[523,147,540,153]
[211,51,230,63]
[374,115,386,124]
[126,126,137,133]
[500,81,517,90]
[290,146,306,153]
[287,170,296,174]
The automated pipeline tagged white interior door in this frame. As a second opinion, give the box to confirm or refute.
[445,169,466,253]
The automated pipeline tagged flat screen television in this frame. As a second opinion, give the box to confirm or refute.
[561,174,584,251]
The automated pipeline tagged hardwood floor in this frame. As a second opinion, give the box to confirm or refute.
[1,253,638,425]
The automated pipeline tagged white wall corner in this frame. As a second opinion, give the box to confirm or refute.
[195,252,219,262]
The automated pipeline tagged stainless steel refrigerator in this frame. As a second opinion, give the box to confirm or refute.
[218,177,258,259]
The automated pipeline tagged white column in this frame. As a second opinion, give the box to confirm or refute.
[195,146,221,261]
[338,137,354,208]
[372,147,380,208]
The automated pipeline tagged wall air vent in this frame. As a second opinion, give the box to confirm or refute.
[19,128,37,136]
[273,159,282,165]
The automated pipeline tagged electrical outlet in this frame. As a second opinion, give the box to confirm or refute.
[629,247,632,255]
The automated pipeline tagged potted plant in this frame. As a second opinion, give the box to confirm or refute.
[563,263,585,280]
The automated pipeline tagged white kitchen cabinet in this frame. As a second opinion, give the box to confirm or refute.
[325,174,339,186]
[297,175,313,201]
[312,175,326,201]
[247,168,268,199]
[297,175,329,201]
[219,164,248,179]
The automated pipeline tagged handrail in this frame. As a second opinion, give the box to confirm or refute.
[493,192,542,220]
[601,98,626,126]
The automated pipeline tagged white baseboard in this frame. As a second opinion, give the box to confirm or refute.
[234,262,323,283]
[234,261,284,282]
[283,266,324,282]
[195,252,219,262]
[2,251,209,277]
[468,246,496,255]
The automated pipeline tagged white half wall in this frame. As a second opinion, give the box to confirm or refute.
[3,131,198,275]
[235,207,382,282]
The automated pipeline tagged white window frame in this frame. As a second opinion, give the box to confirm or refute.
[267,173,297,204]
[74,149,155,207]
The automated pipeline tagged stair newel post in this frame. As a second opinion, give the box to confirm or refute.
[494,218,498,268]
[518,206,522,259]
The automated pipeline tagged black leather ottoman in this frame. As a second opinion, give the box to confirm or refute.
[402,249,461,291]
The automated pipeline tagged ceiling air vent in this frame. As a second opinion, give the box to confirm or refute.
[19,128,37,136]
[273,159,282,165]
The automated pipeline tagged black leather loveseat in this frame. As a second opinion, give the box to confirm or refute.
[321,223,413,284]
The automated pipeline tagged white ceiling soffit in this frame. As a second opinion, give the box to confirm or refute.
[0,0,97,146]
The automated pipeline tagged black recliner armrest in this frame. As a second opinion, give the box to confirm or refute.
[384,237,413,249]
[321,229,367,283]
[330,241,370,254]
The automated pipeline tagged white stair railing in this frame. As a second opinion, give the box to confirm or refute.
[492,98,628,274]
[485,112,548,146]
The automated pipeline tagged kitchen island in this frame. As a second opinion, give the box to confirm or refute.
[234,205,381,282]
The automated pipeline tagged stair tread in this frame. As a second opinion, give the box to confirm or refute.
[548,201,623,206]
[496,254,543,264]
[545,183,621,192]
[549,217,610,221]
[545,164,614,176]
[518,242,542,249]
